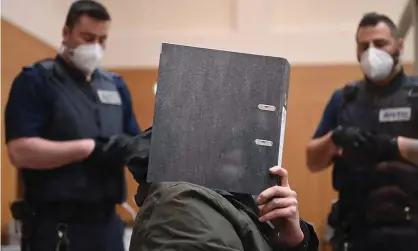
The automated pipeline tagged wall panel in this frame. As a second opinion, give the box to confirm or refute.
[266,0,407,30]
[3,0,413,67]
[108,0,237,33]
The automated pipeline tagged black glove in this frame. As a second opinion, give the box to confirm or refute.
[85,134,137,168]
[357,132,400,161]
[126,127,153,207]
[331,126,365,151]
[331,126,400,162]
[126,127,152,183]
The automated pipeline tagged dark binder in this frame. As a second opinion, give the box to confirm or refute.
[147,43,290,195]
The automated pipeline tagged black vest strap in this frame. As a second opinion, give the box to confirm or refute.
[36,59,56,70]
[408,76,418,99]
[34,59,67,83]
[342,81,360,105]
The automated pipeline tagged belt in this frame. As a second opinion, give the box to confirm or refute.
[33,201,116,223]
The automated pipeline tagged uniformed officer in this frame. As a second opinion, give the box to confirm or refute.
[306,12,418,251]
[5,1,141,251]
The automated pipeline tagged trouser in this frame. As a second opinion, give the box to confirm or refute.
[332,226,418,251]
[18,204,125,251]
[129,182,278,251]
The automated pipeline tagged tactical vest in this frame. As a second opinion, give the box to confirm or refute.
[21,58,125,204]
[333,73,418,228]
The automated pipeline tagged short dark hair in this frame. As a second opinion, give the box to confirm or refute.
[356,12,400,39]
[65,0,111,29]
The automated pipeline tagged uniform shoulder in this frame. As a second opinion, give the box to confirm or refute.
[330,88,344,102]
[407,74,418,83]
[34,58,56,70]
[8,60,53,112]
[330,79,364,97]
[19,58,56,75]
[108,71,123,80]
[97,69,126,86]
[98,68,122,80]
[343,79,364,88]
[14,60,54,87]
[337,79,365,103]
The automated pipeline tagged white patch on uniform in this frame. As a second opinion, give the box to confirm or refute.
[97,90,122,105]
[379,107,411,122]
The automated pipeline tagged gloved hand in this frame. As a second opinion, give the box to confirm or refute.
[331,126,400,162]
[85,134,137,168]
[126,127,153,207]
[331,126,365,151]
[126,127,152,183]
[358,132,401,161]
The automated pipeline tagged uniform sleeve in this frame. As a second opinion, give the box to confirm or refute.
[5,67,49,143]
[114,75,142,135]
[312,89,343,139]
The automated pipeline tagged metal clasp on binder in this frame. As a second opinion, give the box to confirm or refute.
[257,104,276,112]
[255,104,275,147]
[255,139,273,147]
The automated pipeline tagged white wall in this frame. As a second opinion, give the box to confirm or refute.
[2,0,414,68]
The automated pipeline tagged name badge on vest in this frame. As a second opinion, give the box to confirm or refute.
[97,90,122,105]
[379,107,412,123]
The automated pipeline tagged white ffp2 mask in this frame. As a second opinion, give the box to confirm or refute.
[70,43,104,73]
[360,47,394,81]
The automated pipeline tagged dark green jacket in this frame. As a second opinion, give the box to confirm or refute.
[129,182,318,251]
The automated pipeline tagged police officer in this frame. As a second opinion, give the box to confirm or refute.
[306,12,418,251]
[5,1,141,251]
